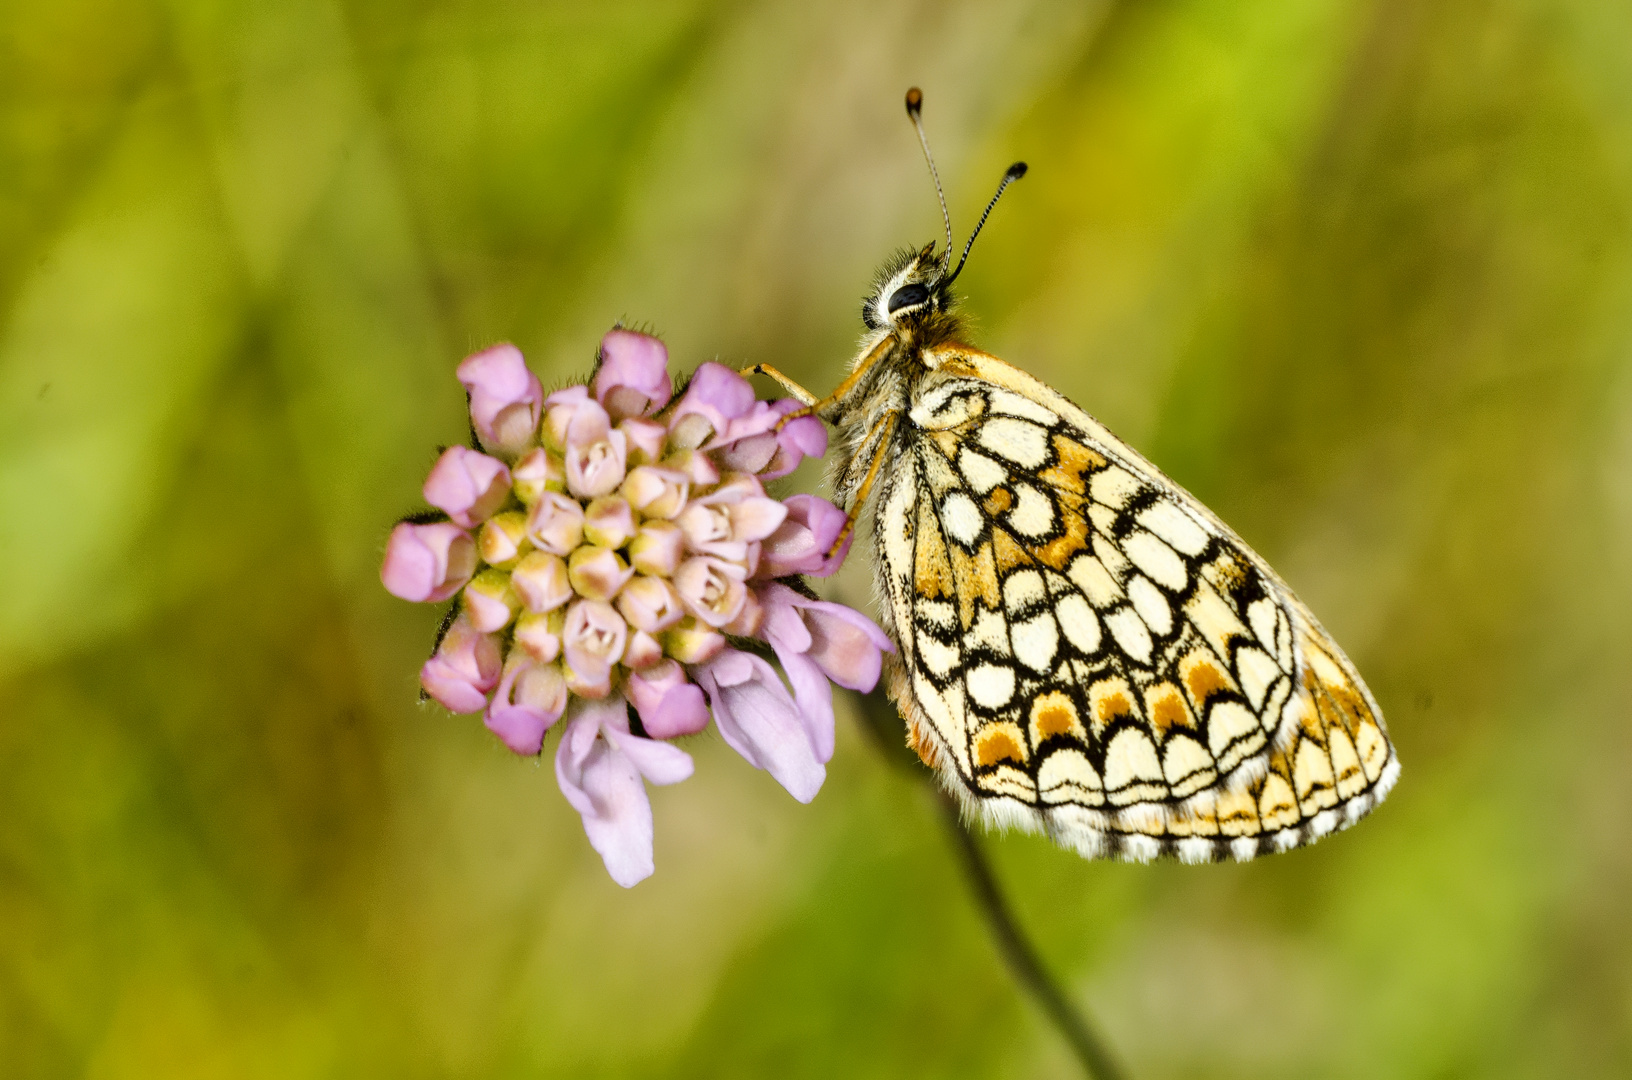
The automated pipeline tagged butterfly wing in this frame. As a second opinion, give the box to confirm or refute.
[872,344,1399,862]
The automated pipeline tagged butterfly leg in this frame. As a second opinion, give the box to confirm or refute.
[827,410,900,557]
[768,333,898,428]
[739,363,818,406]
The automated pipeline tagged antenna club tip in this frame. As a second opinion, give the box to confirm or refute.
[905,87,923,116]
[1007,162,1028,180]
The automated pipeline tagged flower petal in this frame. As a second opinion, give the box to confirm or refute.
[693,649,824,802]
[606,726,695,785]
[553,700,657,887]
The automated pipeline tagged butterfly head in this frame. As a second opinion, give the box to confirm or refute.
[863,243,952,332]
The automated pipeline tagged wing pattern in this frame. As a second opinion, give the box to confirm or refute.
[874,350,1398,862]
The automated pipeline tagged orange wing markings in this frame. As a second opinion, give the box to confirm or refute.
[913,496,955,601]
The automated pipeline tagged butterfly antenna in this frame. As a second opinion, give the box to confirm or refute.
[905,88,954,273]
[945,162,1027,286]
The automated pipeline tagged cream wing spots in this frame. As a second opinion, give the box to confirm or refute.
[876,345,1398,862]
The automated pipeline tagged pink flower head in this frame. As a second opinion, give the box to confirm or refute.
[385,323,906,886]
[555,699,694,887]
[593,330,673,419]
[757,495,852,579]
[665,363,757,450]
[626,659,711,739]
[420,615,502,713]
[755,583,892,762]
[485,657,568,755]
[382,522,477,602]
[458,344,544,458]
[423,446,511,529]
[693,649,825,802]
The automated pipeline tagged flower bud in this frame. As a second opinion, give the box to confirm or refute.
[510,448,564,505]
[542,386,589,452]
[423,445,511,528]
[626,659,711,738]
[757,494,851,578]
[510,551,572,613]
[463,568,520,632]
[525,492,585,555]
[457,344,544,458]
[723,587,763,637]
[567,545,634,601]
[594,329,674,419]
[513,608,565,663]
[616,575,685,633]
[673,556,748,627]
[485,655,567,755]
[562,599,627,695]
[665,362,755,450]
[477,510,531,569]
[619,418,668,465]
[623,629,665,670]
[584,495,637,549]
[560,397,628,498]
[660,617,726,665]
[662,449,720,488]
[621,466,689,520]
[381,522,476,602]
[628,521,684,577]
[420,615,502,713]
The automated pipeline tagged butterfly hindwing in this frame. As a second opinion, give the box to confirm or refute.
[876,345,1398,862]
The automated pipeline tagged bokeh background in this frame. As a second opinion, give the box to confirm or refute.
[5,0,1632,1076]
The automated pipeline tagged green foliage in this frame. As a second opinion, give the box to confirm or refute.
[4,0,1632,1075]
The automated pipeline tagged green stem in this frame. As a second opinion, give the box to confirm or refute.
[850,689,1127,1080]
[934,788,1127,1080]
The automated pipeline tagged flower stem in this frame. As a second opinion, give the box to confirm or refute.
[933,788,1127,1080]
[849,689,1127,1080]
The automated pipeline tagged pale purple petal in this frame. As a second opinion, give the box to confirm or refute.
[381,522,476,602]
[554,701,655,887]
[693,649,825,802]
[457,344,544,457]
[606,726,695,785]
[756,587,836,761]
[594,330,673,419]
[764,585,893,692]
[776,651,836,763]
[554,699,691,888]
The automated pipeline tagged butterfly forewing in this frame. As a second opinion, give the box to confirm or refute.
[875,345,1398,862]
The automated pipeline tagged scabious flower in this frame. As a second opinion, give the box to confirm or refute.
[381,329,889,887]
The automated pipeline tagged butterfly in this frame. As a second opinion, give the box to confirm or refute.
[748,89,1398,862]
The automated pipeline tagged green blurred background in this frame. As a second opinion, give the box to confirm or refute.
[5,0,1632,1076]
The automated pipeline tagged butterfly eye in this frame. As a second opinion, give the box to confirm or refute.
[887,283,930,314]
